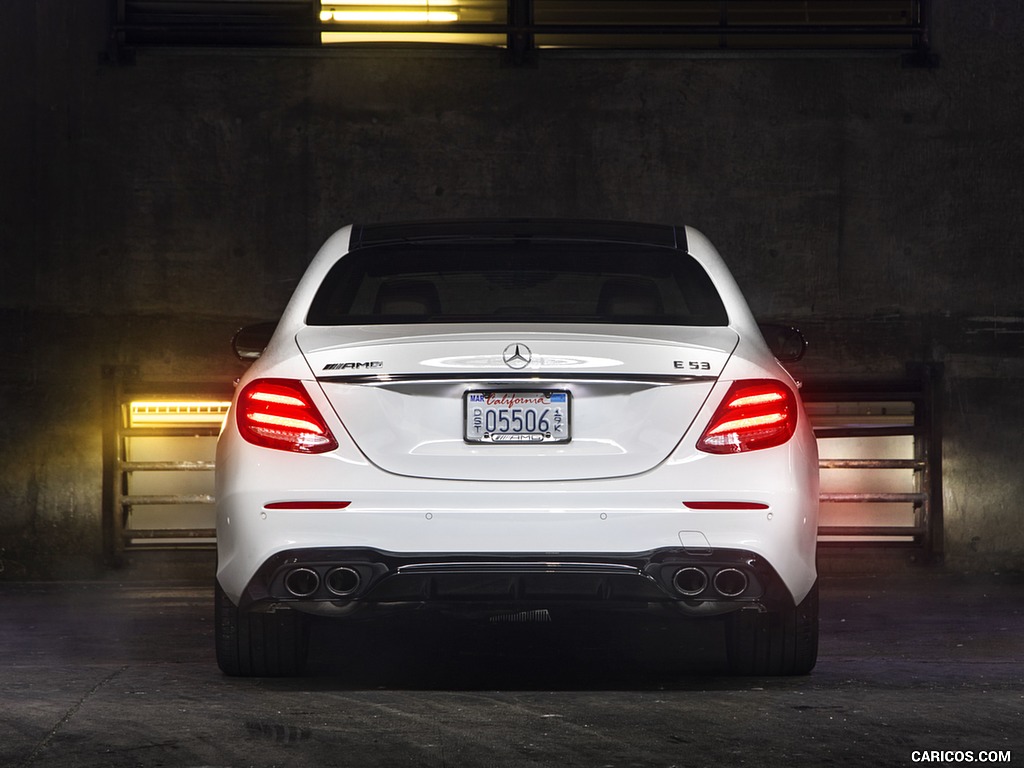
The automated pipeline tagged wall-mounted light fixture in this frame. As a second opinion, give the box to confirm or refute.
[320,1,460,25]
[128,400,232,428]
[319,0,506,46]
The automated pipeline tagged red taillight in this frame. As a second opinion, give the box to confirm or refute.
[697,380,797,454]
[236,379,338,454]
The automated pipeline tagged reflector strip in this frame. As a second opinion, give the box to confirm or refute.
[683,501,769,510]
[264,501,352,510]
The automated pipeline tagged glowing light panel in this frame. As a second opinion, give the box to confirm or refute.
[321,1,459,24]
[129,401,231,428]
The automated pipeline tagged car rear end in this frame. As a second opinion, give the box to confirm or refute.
[215,221,819,676]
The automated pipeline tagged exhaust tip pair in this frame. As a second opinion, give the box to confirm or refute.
[672,566,749,598]
[282,566,361,598]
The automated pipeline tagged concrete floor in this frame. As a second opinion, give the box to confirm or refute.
[1,570,1021,768]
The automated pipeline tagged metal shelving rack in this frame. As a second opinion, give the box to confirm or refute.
[102,368,232,564]
[802,364,943,562]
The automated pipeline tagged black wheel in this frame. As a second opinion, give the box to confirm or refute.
[725,580,819,676]
[215,579,310,677]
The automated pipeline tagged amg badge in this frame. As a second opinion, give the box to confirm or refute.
[323,361,384,371]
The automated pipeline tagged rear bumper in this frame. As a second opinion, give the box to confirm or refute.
[215,407,820,612]
[217,494,818,612]
[233,546,800,617]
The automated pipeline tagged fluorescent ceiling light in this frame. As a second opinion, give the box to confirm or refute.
[322,0,457,5]
[321,31,504,44]
[321,1,459,23]
[323,10,458,22]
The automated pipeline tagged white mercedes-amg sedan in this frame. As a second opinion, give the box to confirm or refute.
[215,220,819,677]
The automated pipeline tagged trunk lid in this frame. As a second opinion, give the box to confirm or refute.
[297,324,737,481]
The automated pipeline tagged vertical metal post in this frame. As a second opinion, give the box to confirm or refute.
[917,0,932,55]
[106,0,130,63]
[717,0,729,49]
[903,0,938,68]
[922,362,944,563]
[506,0,535,65]
[101,367,124,567]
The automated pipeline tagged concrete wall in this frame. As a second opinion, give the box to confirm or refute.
[2,1,1022,578]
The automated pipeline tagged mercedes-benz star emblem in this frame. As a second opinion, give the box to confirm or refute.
[502,343,532,370]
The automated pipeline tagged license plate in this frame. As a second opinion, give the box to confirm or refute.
[464,391,571,444]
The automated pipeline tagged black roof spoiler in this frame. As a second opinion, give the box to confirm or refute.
[351,219,684,251]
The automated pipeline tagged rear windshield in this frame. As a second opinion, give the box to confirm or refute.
[306,241,728,326]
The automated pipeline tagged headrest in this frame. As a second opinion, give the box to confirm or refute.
[373,279,441,317]
[597,277,663,317]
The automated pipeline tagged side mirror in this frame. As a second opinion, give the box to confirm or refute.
[231,322,277,362]
[758,323,808,363]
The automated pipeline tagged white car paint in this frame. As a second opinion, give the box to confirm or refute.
[214,220,820,677]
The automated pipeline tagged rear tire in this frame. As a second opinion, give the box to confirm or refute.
[725,580,818,676]
[215,579,309,677]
